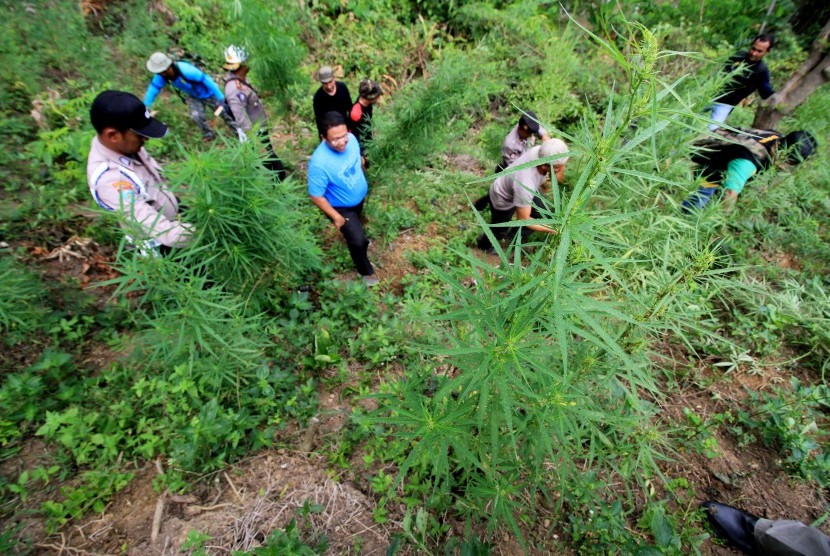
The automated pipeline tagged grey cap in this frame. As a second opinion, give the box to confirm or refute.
[146,52,173,74]
[317,66,334,83]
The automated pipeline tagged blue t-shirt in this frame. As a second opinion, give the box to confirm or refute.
[307,134,367,207]
[143,61,225,107]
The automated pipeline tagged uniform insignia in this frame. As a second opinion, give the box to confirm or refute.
[110,180,137,193]
[238,92,246,102]
[119,156,133,167]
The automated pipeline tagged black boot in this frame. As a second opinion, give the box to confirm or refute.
[701,500,760,554]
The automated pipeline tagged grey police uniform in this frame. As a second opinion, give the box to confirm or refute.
[224,73,267,133]
[501,123,548,168]
[86,136,191,248]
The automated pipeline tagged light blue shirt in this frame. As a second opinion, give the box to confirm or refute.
[307,134,367,208]
[143,61,224,107]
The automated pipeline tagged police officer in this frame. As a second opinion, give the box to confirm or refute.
[223,45,286,179]
[87,90,192,252]
[143,51,235,141]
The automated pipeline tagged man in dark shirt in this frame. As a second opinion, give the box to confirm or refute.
[708,34,775,131]
[312,66,352,138]
[347,79,382,168]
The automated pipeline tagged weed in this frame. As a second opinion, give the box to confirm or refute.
[736,378,830,487]
[41,469,133,533]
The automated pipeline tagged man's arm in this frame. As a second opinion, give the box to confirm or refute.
[515,205,556,234]
[96,178,192,246]
[143,76,165,107]
[180,62,225,102]
[757,66,774,99]
[310,195,346,228]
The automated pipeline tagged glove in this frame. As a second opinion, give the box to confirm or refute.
[237,128,248,143]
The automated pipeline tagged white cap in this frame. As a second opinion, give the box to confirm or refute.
[146,52,173,73]
[539,138,569,166]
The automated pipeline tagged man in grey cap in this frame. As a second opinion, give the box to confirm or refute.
[87,90,192,253]
[143,51,234,141]
[312,65,352,138]
[347,79,382,167]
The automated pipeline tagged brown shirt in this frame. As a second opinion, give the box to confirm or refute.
[86,137,191,247]
[224,73,267,133]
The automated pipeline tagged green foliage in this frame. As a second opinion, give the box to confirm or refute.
[0,349,78,450]
[162,0,232,61]
[24,88,97,226]
[166,139,322,303]
[231,519,324,555]
[575,0,796,49]
[368,21,744,548]
[40,469,133,533]
[371,47,498,171]
[230,0,307,106]
[0,255,48,341]
[737,378,830,487]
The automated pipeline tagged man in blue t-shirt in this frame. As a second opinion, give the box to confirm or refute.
[143,52,235,140]
[308,111,378,287]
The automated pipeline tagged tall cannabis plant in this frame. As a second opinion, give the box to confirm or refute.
[375,22,741,548]
[166,137,321,308]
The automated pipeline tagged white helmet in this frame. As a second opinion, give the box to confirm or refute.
[223,45,248,70]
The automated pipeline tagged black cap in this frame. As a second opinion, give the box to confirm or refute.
[359,79,382,100]
[90,90,168,138]
[519,110,541,134]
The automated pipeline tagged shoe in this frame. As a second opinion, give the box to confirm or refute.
[362,274,379,287]
[701,500,760,554]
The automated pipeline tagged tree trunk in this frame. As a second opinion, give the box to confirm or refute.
[753,18,830,129]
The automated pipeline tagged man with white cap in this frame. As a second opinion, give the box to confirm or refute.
[474,110,552,211]
[143,51,234,140]
[312,65,352,139]
[476,139,569,254]
[87,90,192,253]
[222,45,286,179]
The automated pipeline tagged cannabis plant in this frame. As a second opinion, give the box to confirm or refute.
[0,254,48,343]
[166,137,322,308]
[374,22,742,549]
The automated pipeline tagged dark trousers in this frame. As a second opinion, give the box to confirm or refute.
[476,193,544,251]
[258,130,287,180]
[332,201,374,276]
[473,160,508,211]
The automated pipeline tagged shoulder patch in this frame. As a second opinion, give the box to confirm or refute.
[91,162,109,187]
[237,92,246,102]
